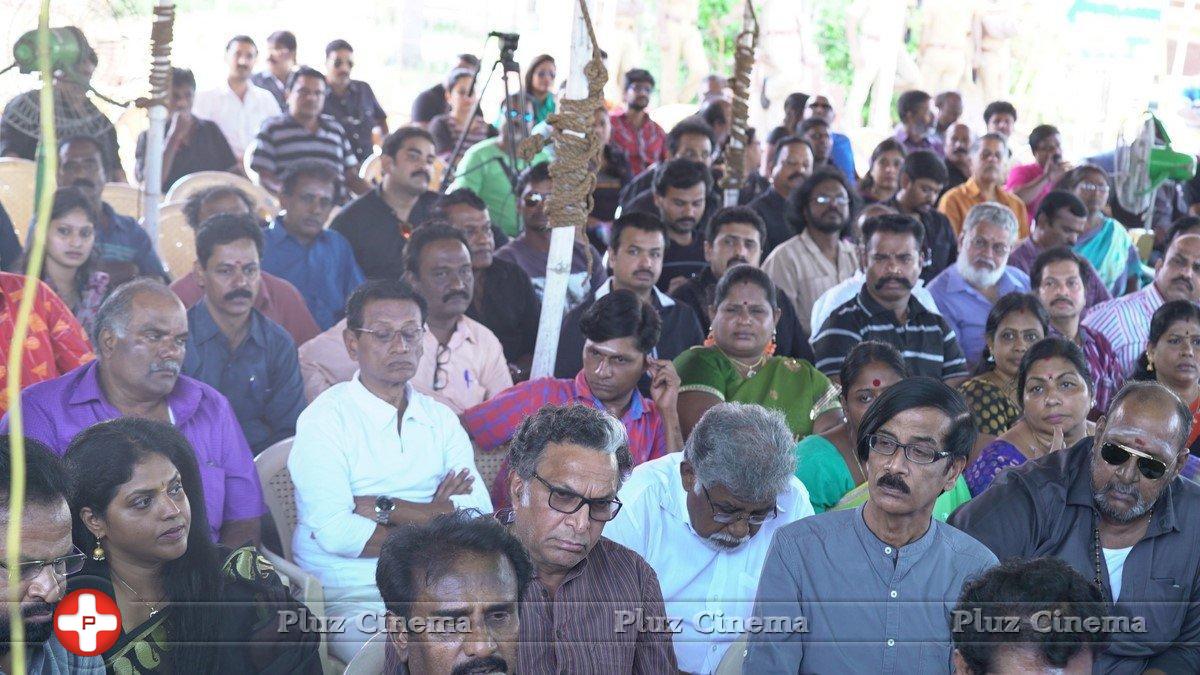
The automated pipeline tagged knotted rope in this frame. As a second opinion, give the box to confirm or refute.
[719,1,760,197]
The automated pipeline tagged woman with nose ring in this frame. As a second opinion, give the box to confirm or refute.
[959,293,1048,439]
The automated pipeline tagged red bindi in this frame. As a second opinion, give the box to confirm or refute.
[872,379,882,387]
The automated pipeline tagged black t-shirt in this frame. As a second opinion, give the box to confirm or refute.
[411,84,449,124]
[464,257,541,364]
[323,80,387,162]
[135,119,237,192]
[329,188,439,279]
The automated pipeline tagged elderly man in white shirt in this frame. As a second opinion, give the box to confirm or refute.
[192,35,282,160]
[602,402,813,674]
[289,279,493,663]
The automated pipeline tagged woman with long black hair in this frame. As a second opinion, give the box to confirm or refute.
[66,417,319,673]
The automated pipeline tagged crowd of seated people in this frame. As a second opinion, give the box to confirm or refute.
[3,22,1200,675]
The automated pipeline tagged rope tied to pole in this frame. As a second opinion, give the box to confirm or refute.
[134,4,176,110]
[719,0,760,198]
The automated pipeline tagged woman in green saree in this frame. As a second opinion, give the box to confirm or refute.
[675,265,840,438]
[66,418,320,674]
[792,341,971,519]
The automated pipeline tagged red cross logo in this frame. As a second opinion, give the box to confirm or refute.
[53,589,122,656]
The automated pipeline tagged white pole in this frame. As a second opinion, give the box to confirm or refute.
[530,0,594,379]
[142,1,173,246]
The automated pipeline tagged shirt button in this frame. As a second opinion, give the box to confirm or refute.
[890,590,898,598]
[887,639,895,647]
[884,547,893,555]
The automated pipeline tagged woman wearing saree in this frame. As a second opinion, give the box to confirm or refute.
[66,418,320,674]
[959,293,1048,437]
[1062,164,1142,295]
[1136,300,1200,463]
[675,265,840,439]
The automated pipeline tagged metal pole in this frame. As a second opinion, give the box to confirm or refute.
[142,1,174,244]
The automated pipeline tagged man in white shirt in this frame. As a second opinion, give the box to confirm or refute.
[289,278,493,663]
[603,403,813,673]
[193,35,282,161]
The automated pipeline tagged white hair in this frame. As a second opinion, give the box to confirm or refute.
[962,202,1019,243]
[684,403,795,502]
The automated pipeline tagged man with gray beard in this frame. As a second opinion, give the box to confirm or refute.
[927,201,1031,369]
[951,381,1200,674]
[603,403,813,673]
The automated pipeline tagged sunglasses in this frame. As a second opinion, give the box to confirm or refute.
[1099,441,1169,480]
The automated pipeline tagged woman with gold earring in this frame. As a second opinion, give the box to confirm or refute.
[1136,300,1200,457]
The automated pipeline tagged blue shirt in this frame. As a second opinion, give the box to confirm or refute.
[86,203,167,281]
[262,217,365,330]
[927,264,1030,369]
[182,301,305,454]
[830,132,858,187]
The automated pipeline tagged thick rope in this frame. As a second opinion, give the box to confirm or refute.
[719,1,760,196]
[135,4,175,110]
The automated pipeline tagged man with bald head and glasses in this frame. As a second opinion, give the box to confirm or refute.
[951,380,1200,673]
[500,404,678,674]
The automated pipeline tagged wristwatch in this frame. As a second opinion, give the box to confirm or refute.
[374,496,396,525]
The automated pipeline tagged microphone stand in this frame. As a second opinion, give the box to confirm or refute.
[441,48,524,195]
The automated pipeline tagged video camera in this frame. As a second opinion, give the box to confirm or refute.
[488,31,520,72]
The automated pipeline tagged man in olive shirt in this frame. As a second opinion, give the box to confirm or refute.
[950,381,1200,674]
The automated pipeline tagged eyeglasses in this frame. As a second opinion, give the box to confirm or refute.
[0,547,86,582]
[1076,182,1109,194]
[433,342,451,391]
[532,473,622,521]
[866,434,953,464]
[523,192,548,207]
[354,325,425,347]
[702,486,777,525]
[1099,441,1169,480]
[813,195,849,207]
[968,237,1011,257]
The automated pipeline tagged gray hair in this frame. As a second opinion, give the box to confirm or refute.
[91,277,180,346]
[684,403,796,502]
[508,404,633,485]
[962,202,1019,242]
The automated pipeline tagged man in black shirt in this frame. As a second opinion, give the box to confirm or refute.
[890,150,957,282]
[555,212,704,379]
[411,54,481,127]
[672,206,813,361]
[749,136,812,255]
[322,39,388,163]
[436,188,540,380]
[642,159,712,292]
[942,122,972,195]
[330,127,439,278]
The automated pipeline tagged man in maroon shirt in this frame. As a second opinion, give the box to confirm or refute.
[609,69,667,176]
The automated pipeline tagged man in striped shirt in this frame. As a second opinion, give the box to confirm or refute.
[812,213,968,386]
[250,66,370,198]
[1083,231,1200,375]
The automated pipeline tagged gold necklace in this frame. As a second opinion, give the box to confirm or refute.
[718,347,768,378]
[111,568,166,618]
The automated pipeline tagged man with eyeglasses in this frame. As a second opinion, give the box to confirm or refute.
[1008,190,1112,310]
[0,437,104,674]
[289,278,493,662]
[928,202,1031,369]
[602,402,812,673]
[500,404,678,673]
[321,39,388,163]
[745,378,997,673]
[262,159,366,330]
[951,380,1200,673]
[937,133,1029,238]
[181,214,304,454]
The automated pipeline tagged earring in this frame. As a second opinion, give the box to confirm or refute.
[92,538,105,562]
[1147,358,1155,372]
[703,327,716,347]
[764,330,777,356]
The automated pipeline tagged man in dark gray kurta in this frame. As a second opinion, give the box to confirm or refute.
[744,378,996,673]
[950,381,1200,674]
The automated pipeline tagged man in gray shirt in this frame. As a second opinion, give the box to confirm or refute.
[744,378,997,673]
[950,381,1200,674]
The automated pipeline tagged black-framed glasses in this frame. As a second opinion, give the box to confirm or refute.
[1100,441,1169,480]
[866,434,953,465]
[354,325,425,347]
[433,342,451,391]
[531,473,622,521]
[702,486,777,525]
[0,547,86,582]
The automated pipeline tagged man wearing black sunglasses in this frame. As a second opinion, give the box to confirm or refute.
[0,438,104,674]
[501,404,678,673]
[951,380,1200,673]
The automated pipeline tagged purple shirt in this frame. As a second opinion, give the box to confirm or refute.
[1,361,266,540]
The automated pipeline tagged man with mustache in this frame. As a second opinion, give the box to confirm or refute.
[603,403,813,673]
[672,206,814,360]
[502,404,678,673]
[0,438,104,674]
[942,123,972,194]
[748,136,814,255]
[331,127,441,280]
[3,278,266,546]
[262,159,365,330]
[251,30,296,108]
[928,202,1031,369]
[250,66,371,198]
[55,136,167,286]
[645,159,714,292]
[609,69,667,176]
[322,39,388,164]
[937,133,1029,238]
[1084,230,1200,375]
[745,378,997,672]
[1031,247,1125,419]
[554,212,704,380]
[951,381,1200,673]
[891,150,958,282]
[893,89,944,157]
[376,512,528,675]
[813,214,968,385]
[289,279,493,663]
[405,223,511,414]
[193,35,282,163]
[1008,190,1111,309]
[761,168,860,335]
[181,214,304,454]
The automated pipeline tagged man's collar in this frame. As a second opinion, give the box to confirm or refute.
[191,300,266,349]
[962,177,984,198]
[595,278,675,308]
[852,503,937,557]
[71,360,202,423]
[347,374,431,432]
[268,216,325,246]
